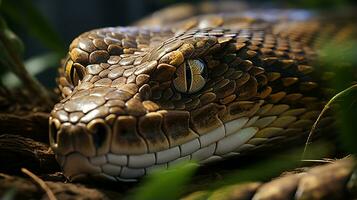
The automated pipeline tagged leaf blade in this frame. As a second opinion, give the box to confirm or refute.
[130,161,198,200]
[1,0,65,55]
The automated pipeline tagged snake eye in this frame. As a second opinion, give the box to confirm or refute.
[173,59,207,94]
[65,59,86,86]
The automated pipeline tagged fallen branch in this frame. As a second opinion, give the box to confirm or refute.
[0,134,59,174]
[0,112,49,142]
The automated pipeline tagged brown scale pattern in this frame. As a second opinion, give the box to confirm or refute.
[49,13,356,180]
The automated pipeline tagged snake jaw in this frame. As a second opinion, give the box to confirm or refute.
[49,93,265,182]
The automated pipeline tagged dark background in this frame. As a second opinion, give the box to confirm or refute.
[1,0,356,87]
[6,0,357,59]
[13,0,178,58]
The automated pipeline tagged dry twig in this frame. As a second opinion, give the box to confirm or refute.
[21,168,57,200]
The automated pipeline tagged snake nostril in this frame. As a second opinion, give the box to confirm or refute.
[49,118,60,147]
[89,121,109,148]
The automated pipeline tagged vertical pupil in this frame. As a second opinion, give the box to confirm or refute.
[185,61,192,92]
[70,65,76,85]
[77,69,84,80]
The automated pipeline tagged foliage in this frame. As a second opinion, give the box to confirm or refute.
[318,40,357,154]
[129,162,198,200]
[0,0,65,55]
[0,0,64,89]
[1,53,61,88]
[0,14,52,104]
[0,188,16,200]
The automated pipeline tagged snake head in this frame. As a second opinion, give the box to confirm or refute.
[49,24,321,181]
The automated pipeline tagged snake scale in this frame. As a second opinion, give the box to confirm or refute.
[48,5,356,181]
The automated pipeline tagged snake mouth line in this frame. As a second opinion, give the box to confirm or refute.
[50,115,274,181]
[50,100,335,182]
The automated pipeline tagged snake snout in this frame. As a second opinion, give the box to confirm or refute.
[49,117,112,158]
[49,115,117,180]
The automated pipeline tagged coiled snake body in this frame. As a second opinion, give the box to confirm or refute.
[49,7,355,181]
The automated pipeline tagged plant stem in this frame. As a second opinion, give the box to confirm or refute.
[0,25,53,107]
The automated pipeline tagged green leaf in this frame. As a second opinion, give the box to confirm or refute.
[0,15,6,30]
[24,53,60,74]
[0,188,17,200]
[333,86,357,154]
[0,12,53,105]
[319,41,357,89]
[130,161,198,200]
[181,191,210,200]
[0,17,19,75]
[318,40,357,153]
[1,0,65,55]
[0,15,25,75]
[3,27,24,57]
[1,53,61,88]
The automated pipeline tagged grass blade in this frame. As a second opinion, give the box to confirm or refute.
[130,162,198,200]
[318,40,357,153]
[0,16,53,106]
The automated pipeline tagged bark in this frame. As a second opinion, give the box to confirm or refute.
[0,173,118,200]
[0,134,59,175]
[0,112,49,142]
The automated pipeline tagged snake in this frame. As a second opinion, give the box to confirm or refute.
[48,5,356,181]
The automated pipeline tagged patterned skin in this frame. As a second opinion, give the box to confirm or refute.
[49,10,355,181]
